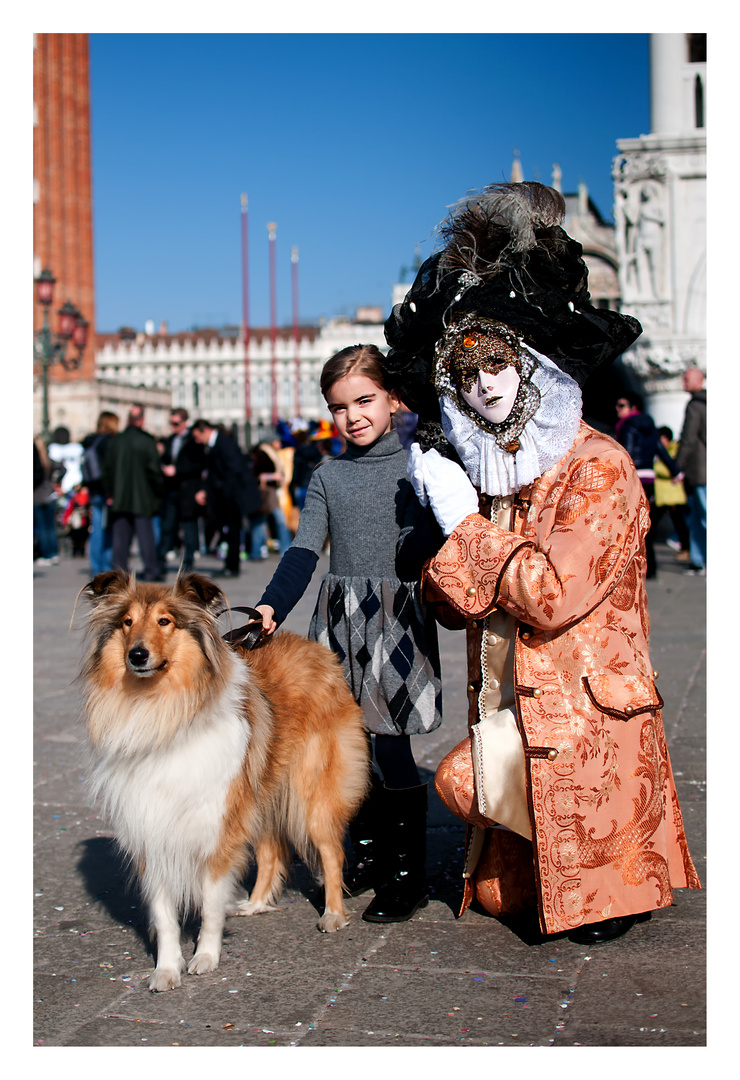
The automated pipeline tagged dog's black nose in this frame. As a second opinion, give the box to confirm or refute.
[128,646,150,668]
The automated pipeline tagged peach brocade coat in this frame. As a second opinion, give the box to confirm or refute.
[426,422,700,935]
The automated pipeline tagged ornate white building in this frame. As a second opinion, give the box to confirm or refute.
[95,311,389,445]
[613,33,706,431]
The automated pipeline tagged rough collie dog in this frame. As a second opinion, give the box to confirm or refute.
[77,570,369,992]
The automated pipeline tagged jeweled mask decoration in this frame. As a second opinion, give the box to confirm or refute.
[433,313,540,453]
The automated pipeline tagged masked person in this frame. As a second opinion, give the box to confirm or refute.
[382,181,700,945]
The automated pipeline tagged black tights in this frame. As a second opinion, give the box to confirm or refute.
[372,732,421,789]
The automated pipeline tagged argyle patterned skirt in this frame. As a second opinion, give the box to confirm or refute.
[309,574,443,736]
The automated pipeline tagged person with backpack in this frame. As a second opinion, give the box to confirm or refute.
[81,411,120,575]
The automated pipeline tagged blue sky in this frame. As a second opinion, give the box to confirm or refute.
[89,32,650,333]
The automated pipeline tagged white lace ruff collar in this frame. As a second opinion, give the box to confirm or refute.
[439,347,582,496]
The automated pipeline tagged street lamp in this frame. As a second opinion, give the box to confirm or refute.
[34,268,89,442]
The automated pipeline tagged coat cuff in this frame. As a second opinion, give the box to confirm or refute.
[422,513,533,618]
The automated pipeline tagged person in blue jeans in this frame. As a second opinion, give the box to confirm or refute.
[676,367,706,574]
[81,411,119,575]
[33,437,60,566]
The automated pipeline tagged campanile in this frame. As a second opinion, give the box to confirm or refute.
[33,32,96,382]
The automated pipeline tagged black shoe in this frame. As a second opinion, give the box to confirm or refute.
[568,912,650,945]
[344,773,382,897]
[361,782,429,924]
[362,875,430,923]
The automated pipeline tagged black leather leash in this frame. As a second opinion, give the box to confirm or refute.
[220,606,265,651]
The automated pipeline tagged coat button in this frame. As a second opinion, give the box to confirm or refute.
[488,632,499,645]
[467,684,476,693]
[625,705,634,715]
[466,586,477,597]
[521,631,532,640]
[532,688,543,698]
[547,748,558,761]
[653,670,659,679]
[489,678,500,690]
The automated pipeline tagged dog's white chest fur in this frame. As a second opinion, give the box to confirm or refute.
[90,677,249,909]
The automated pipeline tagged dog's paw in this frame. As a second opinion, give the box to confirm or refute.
[188,951,219,976]
[148,966,182,992]
[232,898,278,916]
[317,909,349,933]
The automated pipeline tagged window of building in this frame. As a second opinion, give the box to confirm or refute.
[688,34,706,63]
[694,74,704,128]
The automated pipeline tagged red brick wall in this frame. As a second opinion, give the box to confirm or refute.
[33,33,96,382]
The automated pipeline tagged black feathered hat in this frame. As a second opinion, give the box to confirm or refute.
[383,182,641,448]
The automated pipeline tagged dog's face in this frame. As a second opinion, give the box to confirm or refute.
[81,570,228,686]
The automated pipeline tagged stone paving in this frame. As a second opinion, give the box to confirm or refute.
[32,539,706,1048]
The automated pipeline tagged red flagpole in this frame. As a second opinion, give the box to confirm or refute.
[268,222,278,427]
[292,245,300,418]
[240,194,251,445]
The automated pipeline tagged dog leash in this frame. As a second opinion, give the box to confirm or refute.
[221,606,265,651]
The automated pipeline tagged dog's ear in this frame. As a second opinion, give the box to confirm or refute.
[174,572,225,611]
[86,569,131,600]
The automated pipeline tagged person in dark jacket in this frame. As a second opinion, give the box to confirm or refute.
[615,391,679,579]
[289,428,323,511]
[191,419,261,577]
[102,405,164,581]
[676,367,706,574]
[157,408,206,572]
[81,411,119,575]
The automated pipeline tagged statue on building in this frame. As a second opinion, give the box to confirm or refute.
[621,178,665,302]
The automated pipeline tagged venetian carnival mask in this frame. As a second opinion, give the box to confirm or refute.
[433,314,541,453]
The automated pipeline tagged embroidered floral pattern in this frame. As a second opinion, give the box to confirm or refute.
[430,422,700,934]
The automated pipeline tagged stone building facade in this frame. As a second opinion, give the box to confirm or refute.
[613,33,707,432]
[93,313,390,445]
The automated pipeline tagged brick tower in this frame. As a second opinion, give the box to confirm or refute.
[33,32,96,383]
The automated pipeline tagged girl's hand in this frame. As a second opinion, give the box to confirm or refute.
[255,604,277,636]
[417,449,479,535]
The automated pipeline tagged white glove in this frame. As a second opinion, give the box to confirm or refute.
[418,448,479,535]
[407,442,428,506]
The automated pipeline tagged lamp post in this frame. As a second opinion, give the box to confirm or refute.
[34,268,89,442]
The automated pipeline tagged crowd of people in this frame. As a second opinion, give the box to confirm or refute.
[33,373,705,586]
[33,406,346,579]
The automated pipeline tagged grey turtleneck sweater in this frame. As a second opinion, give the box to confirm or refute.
[258,429,442,626]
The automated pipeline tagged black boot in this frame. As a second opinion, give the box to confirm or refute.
[362,782,430,923]
[343,773,383,897]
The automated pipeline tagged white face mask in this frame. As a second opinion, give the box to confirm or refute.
[460,365,521,425]
[439,347,584,497]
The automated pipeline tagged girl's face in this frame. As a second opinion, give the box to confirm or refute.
[325,372,399,447]
[460,364,521,425]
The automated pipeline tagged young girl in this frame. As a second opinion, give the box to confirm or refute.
[254,344,443,923]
